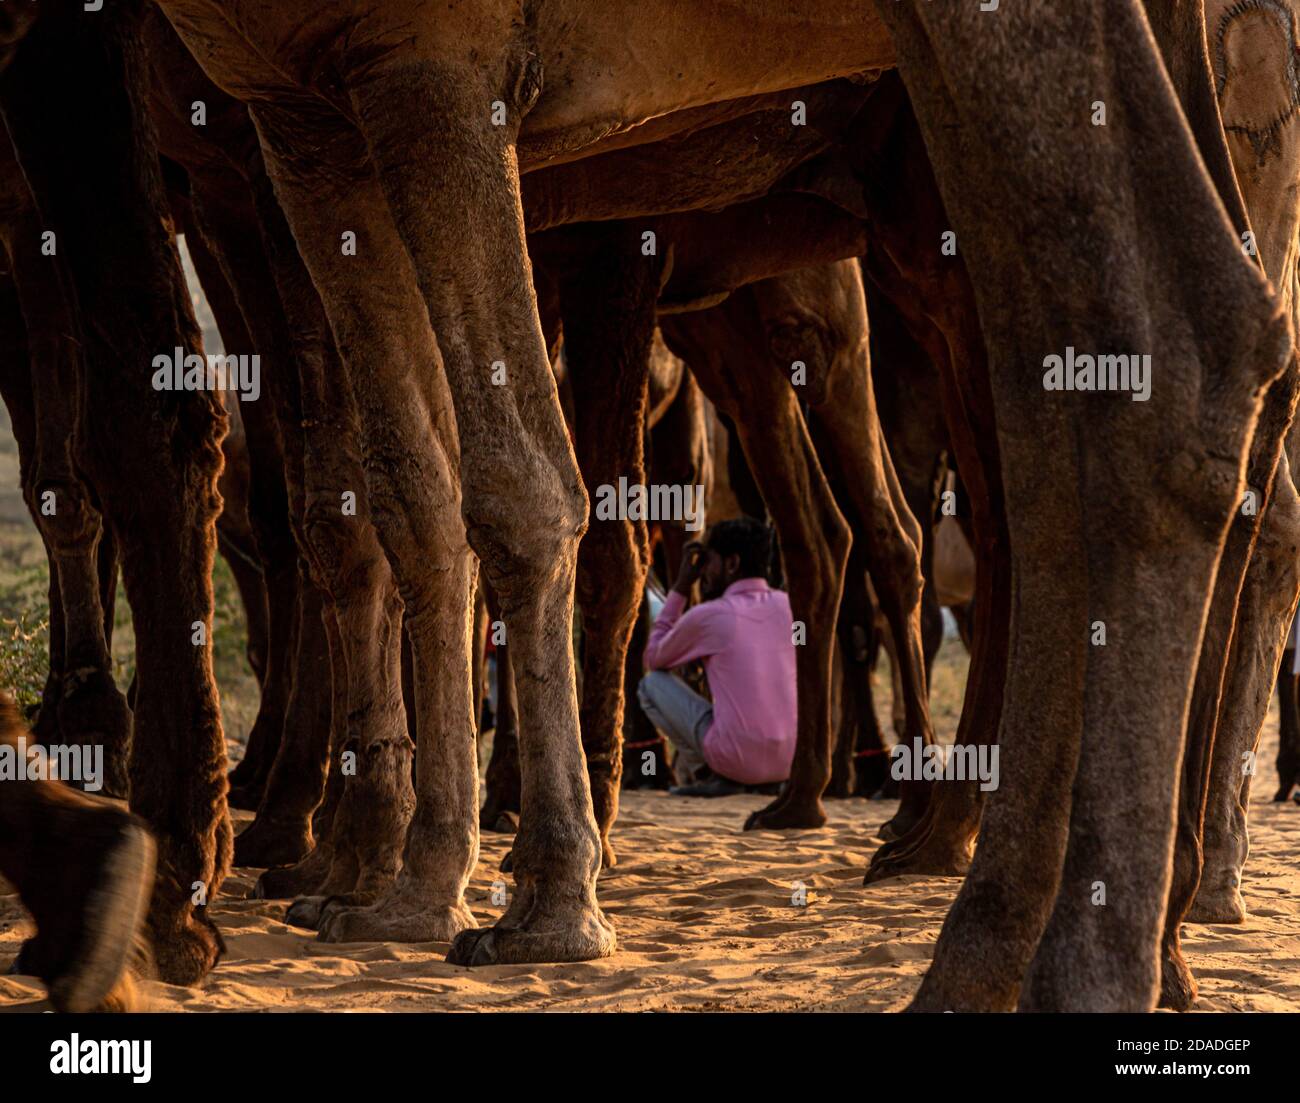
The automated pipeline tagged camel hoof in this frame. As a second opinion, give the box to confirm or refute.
[318,902,476,944]
[234,819,312,869]
[743,800,827,832]
[1159,950,1199,1011]
[284,895,330,930]
[253,852,330,900]
[226,783,264,813]
[150,904,225,987]
[445,912,616,967]
[877,808,923,842]
[500,850,514,873]
[489,812,519,834]
[1186,888,1246,924]
[601,839,618,870]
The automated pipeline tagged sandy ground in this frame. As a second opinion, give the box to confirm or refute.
[2,705,1297,1012]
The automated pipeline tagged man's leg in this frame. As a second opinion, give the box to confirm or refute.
[637,672,712,784]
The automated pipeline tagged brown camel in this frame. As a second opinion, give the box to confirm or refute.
[2,0,1271,1005]
[143,1,1289,1000]
[0,0,231,986]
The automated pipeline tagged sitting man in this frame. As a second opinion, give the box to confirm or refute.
[638,517,797,796]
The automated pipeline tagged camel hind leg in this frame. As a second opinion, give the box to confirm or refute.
[662,290,850,832]
[556,222,663,868]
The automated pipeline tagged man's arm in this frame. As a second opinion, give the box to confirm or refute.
[643,594,730,671]
[643,540,727,671]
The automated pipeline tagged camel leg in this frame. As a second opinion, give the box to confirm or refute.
[1,1,233,985]
[771,263,936,840]
[1189,455,1300,921]
[855,79,1009,886]
[663,297,850,831]
[827,547,878,799]
[480,579,523,832]
[1158,378,1296,1009]
[877,0,1290,1011]
[331,59,610,964]
[1278,643,1300,802]
[251,110,485,946]
[1,218,130,798]
[217,169,409,894]
[181,211,297,811]
[560,224,661,869]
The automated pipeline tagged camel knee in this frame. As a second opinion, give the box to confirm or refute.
[301,496,383,599]
[467,478,588,615]
[31,477,102,556]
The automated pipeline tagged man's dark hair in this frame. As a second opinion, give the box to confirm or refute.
[706,516,773,580]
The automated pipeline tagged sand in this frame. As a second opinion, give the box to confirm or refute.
[2,674,1298,1011]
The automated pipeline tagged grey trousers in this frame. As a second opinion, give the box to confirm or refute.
[637,671,713,784]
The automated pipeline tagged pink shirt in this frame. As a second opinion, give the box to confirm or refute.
[643,577,797,785]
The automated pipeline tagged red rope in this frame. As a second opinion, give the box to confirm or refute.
[623,739,664,751]
[854,747,889,759]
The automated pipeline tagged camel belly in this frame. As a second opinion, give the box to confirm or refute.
[523,0,896,163]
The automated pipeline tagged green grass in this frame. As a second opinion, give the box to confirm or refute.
[0,514,260,748]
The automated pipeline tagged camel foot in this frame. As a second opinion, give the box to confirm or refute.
[150,904,225,987]
[479,796,521,832]
[226,782,265,813]
[234,816,312,869]
[1186,886,1246,924]
[864,829,974,884]
[743,794,827,832]
[824,772,853,800]
[34,814,156,1011]
[482,811,518,834]
[284,895,332,930]
[1158,947,1199,1011]
[877,804,925,842]
[252,844,335,899]
[318,897,476,943]
[445,908,615,967]
[1273,781,1297,802]
[601,837,618,870]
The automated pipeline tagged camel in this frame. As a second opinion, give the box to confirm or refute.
[140,0,1293,1004]
[1,0,1283,1010]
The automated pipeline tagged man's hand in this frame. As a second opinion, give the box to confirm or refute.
[673,541,705,597]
